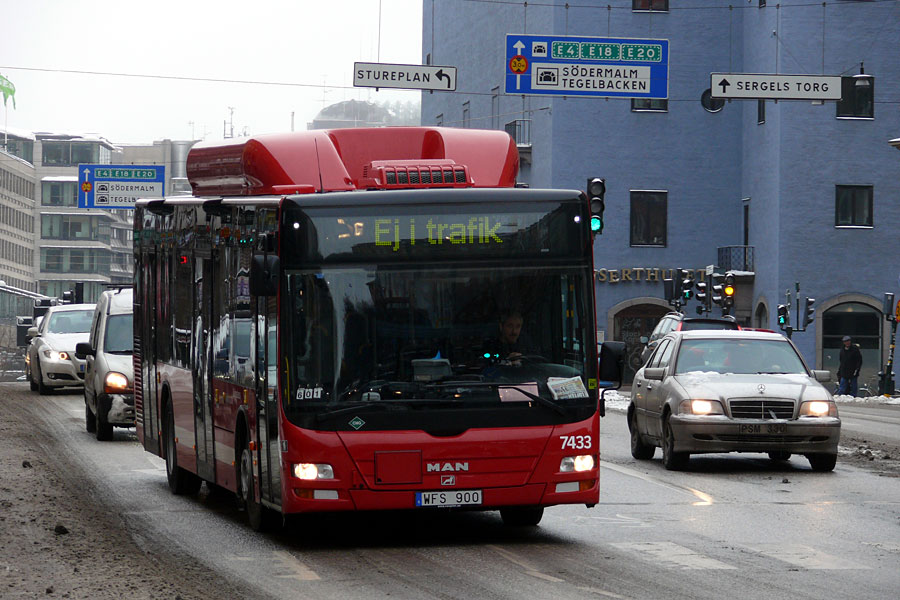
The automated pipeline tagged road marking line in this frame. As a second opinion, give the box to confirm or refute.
[487,545,565,582]
[272,550,321,580]
[601,462,715,506]
[745,544,871,570]
[612,542,737,570]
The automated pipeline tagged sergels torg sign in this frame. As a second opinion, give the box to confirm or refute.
[505,34,669,99]
[78,164,165,209]
[710,73,842,100]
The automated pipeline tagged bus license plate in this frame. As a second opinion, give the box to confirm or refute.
[416,490,482,507]
[739,423,787,434]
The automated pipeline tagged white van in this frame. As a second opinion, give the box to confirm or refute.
[76,287,134,441]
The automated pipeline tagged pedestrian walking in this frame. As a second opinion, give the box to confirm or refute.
[837,335,863,396]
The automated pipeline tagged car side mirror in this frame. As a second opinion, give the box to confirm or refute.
[26,327,39,338]
[812,370,831,383]
[75,342,94,359]
[643,367,666,381]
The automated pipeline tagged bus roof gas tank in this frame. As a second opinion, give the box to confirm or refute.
[185,127,519,197]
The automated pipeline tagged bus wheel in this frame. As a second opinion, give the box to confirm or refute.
[500,506,544,527]
[239,443,265,531]
[164,403,201,495]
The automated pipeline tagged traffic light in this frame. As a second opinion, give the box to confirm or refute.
[711,275,724,306]
[802,297,815,328]
[695,281,708,306]
[777,304,789,329]
[883,292,895,322]
[586,177,606,234]
[722,272,735,309]
[680,269,694,301]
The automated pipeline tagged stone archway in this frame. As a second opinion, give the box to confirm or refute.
[608,297,671,383]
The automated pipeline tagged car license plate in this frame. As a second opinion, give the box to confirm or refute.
[739,423,787,434]
[79,364,85,373]
[415,490,482,507]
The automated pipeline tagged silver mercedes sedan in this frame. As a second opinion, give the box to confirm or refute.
[628,330,840,472]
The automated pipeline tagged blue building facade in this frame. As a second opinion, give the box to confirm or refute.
[422,0,900,386]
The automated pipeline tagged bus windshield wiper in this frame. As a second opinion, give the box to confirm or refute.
[315,398,465,422]
[427,382,569,416]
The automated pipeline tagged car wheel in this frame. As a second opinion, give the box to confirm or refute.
[768,451,791,461]
[35,362,51,395]
[85,402,96,433]
[806,453,837,472]
[662,414,689,471]
[500,506,544,527]
[629,410,655,460]
[95,398,113,441]
[28,363,38,391]
[164,402,201,495]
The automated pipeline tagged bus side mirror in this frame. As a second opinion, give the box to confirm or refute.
[250,254,280,297]
[598,341,626,417]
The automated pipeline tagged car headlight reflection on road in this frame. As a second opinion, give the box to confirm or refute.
[800,400,837,417]
[679,399,724,415]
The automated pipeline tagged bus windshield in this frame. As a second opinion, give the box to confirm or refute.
[283,264,594,430]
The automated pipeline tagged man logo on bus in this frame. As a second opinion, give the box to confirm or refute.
[296,387,323,400]
[426,462,469,472]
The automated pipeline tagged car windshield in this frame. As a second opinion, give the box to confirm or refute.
[46,310,93,334]
[674,338,807,375]
[103,314,133,354]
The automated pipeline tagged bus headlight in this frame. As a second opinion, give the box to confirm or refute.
[292,463,335,480]
[560,455,595,472]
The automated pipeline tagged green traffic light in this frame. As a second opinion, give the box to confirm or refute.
[590,216,603,232]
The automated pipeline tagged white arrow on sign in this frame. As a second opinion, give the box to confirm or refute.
[513,40,525,90]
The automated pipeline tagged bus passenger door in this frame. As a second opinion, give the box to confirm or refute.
[255,294,281,507]
[140,254,160,454]
[192,254,216,482]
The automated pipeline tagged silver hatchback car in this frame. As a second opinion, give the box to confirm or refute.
[76,288,134,440]
[628,330,840,472]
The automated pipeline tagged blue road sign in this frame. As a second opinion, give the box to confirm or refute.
[78,164,165,209]
[505,34,669,99]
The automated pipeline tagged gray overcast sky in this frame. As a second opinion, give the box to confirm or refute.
[0,0,423,144]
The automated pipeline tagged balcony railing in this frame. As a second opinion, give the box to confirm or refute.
[717,245,755,272]
[504,119,532,147]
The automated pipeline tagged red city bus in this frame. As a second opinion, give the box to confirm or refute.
[134,127,624,530]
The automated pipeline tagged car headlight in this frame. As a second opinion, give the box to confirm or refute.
[292,463,334,480]
[678,399,724,415]
[104,372,131,393]
[799,400,837,417]
[42,349,68,361]
[560,455,595,472]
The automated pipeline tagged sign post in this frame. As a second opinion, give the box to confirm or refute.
[78,164,165,209]
[505,34,669,99]
[710,73,842,101]
[353,62,457,91]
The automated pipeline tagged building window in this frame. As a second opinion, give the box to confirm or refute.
[633,0,668,11]
[630,191,667,247]
[835,185,873,227]
[757,100,765,124]
[42,181,77,207]
[837,76,874,119]
[631,98,668,112]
